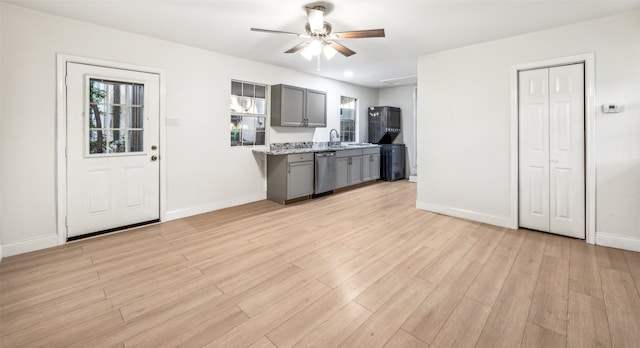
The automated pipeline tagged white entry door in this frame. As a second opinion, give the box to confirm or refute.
[66,63,160,238]
[519,64,585,239]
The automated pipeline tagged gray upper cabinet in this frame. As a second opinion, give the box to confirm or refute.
[305,89,327,127]
[271,84,326,127]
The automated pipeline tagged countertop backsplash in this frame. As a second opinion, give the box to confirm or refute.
[254,142,379,155]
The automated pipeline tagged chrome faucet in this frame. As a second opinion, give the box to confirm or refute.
[329,128,340,147]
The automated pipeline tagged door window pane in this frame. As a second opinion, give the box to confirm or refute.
[129,106,144,128]
[109,105,126,128]
[132,84,144,106]
[107,130,127,153]
[89,79,145,155]
[89,104,106,128]
[89,130,107,154]
[128,130,144,152]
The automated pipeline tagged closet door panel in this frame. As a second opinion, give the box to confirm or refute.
[519,68,550,232]
[549,64,585,238]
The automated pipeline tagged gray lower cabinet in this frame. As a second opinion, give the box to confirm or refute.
[362,147,381,182]
[267,153,314,203]
[336,149,363,188]
[336,157,349,188]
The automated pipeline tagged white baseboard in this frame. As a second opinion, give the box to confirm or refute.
[165,193,267,221]
[409,175,418,183]
[2,234,59,258]
[595,232,640,252]
[0,242,3,261]
[416,201,513,229]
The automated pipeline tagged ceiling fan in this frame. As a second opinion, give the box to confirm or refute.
[250,5,385,61]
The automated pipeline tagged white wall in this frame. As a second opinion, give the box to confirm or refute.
[379,85,418,176]
[0,3,378,256]
[417,10,640,251]
[0,2,3,261]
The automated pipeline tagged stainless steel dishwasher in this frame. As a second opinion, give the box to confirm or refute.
[314,152,336,196]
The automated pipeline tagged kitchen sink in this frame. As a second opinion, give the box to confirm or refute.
[327,143,376,149]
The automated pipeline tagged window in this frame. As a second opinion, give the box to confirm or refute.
[230,80,266,146]
[340,96,357,143]
[88,79,144,154]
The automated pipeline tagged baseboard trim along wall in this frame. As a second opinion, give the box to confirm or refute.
[2,234,58,258]
[1,194,267,258]
[416,201,513,229]
[596,232,640,253]
[165,193,267,222]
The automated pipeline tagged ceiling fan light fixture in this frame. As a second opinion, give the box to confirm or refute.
[301,48,314,61]
[301,39,322,60]
[323,43,337,60]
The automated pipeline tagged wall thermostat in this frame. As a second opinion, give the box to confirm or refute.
[602,104,624,113]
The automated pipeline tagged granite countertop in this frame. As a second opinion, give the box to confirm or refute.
[253,143,380,155]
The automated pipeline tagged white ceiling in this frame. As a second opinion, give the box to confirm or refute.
[7,0,640,88]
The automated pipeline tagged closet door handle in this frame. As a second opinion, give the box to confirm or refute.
[550,159,559,163]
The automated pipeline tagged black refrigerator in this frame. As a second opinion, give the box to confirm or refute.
[368,106,401,144]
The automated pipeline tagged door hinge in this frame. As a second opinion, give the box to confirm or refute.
[65,75,69,86]
[65,216,69,228]
[65,146,69,157]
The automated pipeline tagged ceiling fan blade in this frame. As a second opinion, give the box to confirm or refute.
[326,41,356,57]
[307,7,324,33]
[251,28,304,37]
[333,29,386,39]
[285,41,311,54]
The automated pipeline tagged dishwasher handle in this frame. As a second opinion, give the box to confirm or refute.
[317,152,336,157]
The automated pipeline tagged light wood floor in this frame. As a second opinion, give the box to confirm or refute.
[2,181,640,347]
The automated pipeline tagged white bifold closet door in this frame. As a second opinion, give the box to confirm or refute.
[519,64,585,239]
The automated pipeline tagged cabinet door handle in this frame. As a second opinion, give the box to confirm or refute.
[349,157,352,165]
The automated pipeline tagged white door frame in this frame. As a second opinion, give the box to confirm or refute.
[56,54,167,245]
[509,53,596,244]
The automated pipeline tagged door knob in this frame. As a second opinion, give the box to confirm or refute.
[151,155,158,161]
